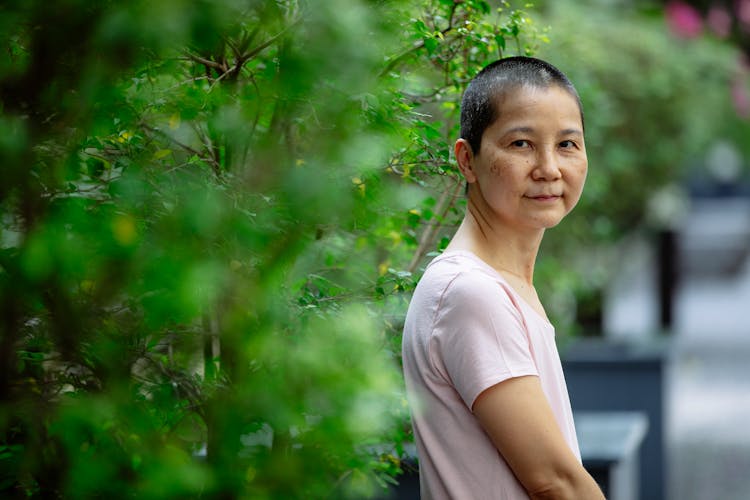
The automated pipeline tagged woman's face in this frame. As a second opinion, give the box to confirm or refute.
[461,84,588,232]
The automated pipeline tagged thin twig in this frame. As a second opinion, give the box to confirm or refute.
[406,176,464,274]
[379,1,460,77]
[141,123,222,174]
[244,16,302,61]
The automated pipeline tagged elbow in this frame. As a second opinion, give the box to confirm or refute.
[527,475,573,500]
[525,468,603,500]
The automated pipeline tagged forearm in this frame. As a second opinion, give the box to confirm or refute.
[473,377,606,500]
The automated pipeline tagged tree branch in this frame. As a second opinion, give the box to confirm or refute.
[406,175,464,274]
[181,52,227,72]
[379,1,461,77]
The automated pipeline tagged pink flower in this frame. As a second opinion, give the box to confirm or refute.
[737,0,750,32]
[666,1,703,38]
[707,5,732,38]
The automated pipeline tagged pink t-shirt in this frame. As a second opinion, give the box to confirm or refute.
[402,251,580,500]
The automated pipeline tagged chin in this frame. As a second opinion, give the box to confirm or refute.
[531,213,567,229]
[540,206,576,229]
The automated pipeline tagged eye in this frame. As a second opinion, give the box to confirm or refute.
[559,140,576,149]
[511,139,530,148]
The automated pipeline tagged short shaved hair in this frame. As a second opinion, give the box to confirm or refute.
[459,56,584,155]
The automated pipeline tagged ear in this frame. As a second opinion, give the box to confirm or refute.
[454,138,478,183]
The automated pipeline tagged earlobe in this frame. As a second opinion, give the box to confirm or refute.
[455,139,477,183]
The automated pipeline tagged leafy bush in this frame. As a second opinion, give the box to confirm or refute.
[0,0,544,497]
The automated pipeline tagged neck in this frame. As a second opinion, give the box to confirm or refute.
[447,198,544,285]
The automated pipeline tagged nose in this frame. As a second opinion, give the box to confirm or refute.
[531,148,562,181]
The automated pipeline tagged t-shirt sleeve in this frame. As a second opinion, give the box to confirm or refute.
[431,271,538,410]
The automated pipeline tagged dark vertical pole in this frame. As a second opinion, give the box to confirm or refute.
[658,229,677,331]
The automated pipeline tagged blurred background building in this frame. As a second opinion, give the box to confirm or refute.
[540,2,750,499]
[611,3,750,499]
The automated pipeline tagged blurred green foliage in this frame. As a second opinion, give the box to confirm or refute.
[0,0,546,497]
[0,0,745,497]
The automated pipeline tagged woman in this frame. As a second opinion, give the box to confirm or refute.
[402,57,605,499]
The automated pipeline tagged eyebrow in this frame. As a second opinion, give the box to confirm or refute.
[502,126,583,136]
[561,128,584,137]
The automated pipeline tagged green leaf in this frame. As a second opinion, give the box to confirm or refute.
[423,36,438,55]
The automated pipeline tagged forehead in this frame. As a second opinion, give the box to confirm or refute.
[489,84,583,128]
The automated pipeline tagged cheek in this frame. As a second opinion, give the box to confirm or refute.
[568,159,588,185]
[485,162,519,196]
[567,165,588,205]
[579,164,589,187]
[488,158,523,178]
[575,165,588,186]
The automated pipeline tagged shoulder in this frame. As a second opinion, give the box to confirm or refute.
[423,252,517,315]
[411,254,524,342]
[406,251,526,343]
[421,251,505,293]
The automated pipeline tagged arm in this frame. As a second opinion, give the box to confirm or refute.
[473,375,605,500]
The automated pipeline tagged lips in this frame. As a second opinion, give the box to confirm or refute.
[527,194,561,200]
